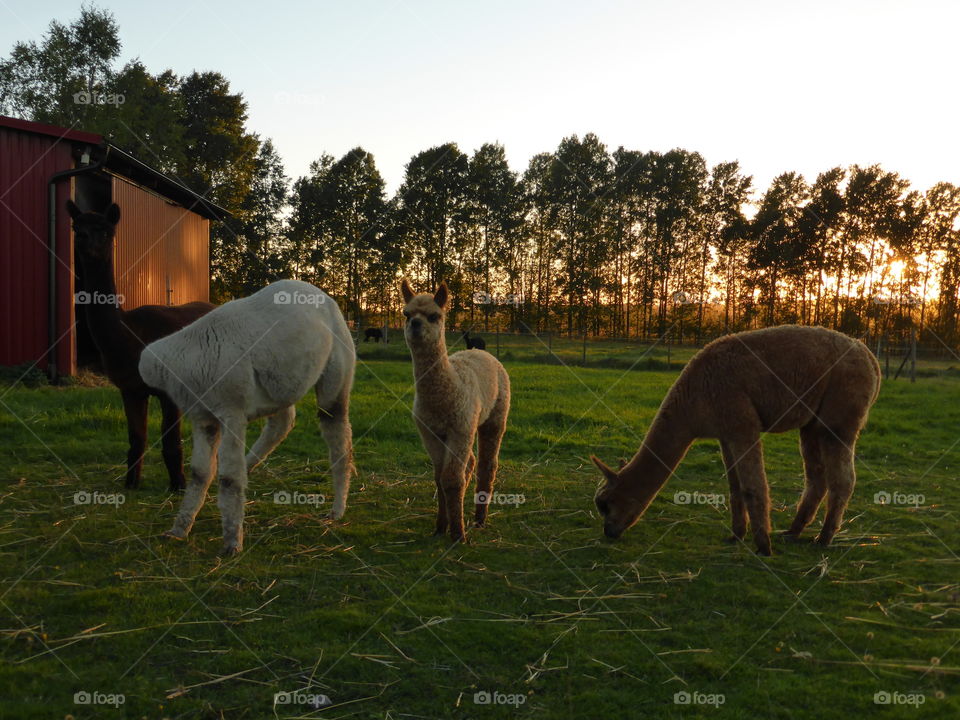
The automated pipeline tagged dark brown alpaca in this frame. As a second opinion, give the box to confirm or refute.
[67,200,214,490]
[592,326,881,555]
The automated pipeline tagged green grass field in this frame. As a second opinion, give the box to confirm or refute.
[1,335,959,719]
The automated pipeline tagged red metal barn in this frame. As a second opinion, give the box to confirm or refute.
[0,115,227,380]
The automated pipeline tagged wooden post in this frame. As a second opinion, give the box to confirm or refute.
[884,339,890,379]
[910,330,917,383]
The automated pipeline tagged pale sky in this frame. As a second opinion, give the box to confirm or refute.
[2,0,958,196]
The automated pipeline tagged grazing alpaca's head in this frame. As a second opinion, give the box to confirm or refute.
[401,278,448,347]
[592,456,648,539]
[67,200,120,263]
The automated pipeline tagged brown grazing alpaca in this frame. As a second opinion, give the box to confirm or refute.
[592,325,881,555]
[401,279,511,541]
[67,201,214,490]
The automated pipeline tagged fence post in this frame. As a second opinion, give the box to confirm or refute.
[910,330,917,383]
[884,339,890,379]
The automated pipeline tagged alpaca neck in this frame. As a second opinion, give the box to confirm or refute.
[410,333,455,403]
[76,252,126,349]
[618,399,694,511]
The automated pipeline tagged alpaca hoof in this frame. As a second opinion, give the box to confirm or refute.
[168,479,186,492]
[813,535,833,547]
[220,543,242,557]
[163,528,187,541]
[723,534,745,544]
[755,546,773,557]
[781,531,806,543]
[473,519,486,528]
[326,509,345,521]
[450,533,467,544]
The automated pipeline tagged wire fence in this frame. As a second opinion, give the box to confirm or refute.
[355,328,960,381]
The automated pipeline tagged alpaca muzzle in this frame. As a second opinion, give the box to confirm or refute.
[603,522,622,539]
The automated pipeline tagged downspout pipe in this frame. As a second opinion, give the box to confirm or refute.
[46,145,109,382]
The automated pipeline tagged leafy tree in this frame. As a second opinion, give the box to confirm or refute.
[217,139,289,298]
[466,143,525,329]
[393,143,471,312]
[647,149,708,334]
[749,172,809,324]
[546,133,612,335]
[522,152,559,331]
[701,161,751,334]
[0,4,120,125]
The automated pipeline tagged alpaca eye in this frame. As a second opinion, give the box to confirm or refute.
[428,313,440,323]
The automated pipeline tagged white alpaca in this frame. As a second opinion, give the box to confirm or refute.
[139,279,355,555]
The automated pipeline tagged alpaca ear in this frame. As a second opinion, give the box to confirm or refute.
[401,278,415,303]
[591,455,619,484]
[434,281,449,309]
[66,199,82,220]
[105,203,121,225]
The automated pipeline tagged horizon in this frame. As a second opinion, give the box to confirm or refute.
[2,1,958,196]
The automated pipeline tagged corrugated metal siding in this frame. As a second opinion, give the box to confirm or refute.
[0,125,76,373]
[111,176,209,308]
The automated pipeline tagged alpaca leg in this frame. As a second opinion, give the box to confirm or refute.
[417,421,449,536]
[167,421,220,540]
[815,436,856,546]
[475,421,505,527]
[246,405,296,473]
[440,439,472,542]
[216,415,249,555]
[720,440,748,542]
[158,393,187,492]
[724,438,772,555]
[785,424,829,538]
[318,399,353,520]
[121,391,149,489]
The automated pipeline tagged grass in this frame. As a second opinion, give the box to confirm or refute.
[1,334,959,719]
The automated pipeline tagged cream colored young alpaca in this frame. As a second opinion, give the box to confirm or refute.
[592,325,881,555]
[401,279,511,542]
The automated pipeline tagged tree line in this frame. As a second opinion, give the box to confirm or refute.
[4,8,960,343]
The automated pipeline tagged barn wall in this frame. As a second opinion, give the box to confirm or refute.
[111,176,209,309]
[0,126,76,374]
